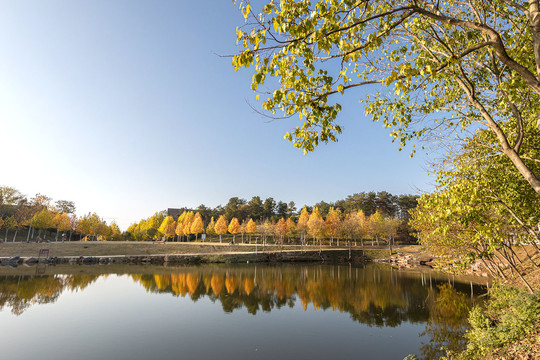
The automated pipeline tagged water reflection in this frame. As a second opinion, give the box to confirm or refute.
[0,264,486,359]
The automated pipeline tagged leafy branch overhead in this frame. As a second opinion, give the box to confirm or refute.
[233,0,540,195]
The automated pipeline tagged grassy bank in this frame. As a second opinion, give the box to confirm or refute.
[0,241,418,258]
[0,241,298,258]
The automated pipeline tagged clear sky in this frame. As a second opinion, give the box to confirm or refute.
[0,0,432,229]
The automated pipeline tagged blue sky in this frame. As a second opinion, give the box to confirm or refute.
[0,1,432,229]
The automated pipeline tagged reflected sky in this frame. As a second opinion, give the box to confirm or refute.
[0,264,487,360]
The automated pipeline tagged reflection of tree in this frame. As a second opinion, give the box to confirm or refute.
[420,284,475,360]
[0,263,486,354]
[130,266,486,329]
[0,275,97,315]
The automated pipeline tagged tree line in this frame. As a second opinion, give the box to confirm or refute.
[0,186,121,242]
[126,203,414,246]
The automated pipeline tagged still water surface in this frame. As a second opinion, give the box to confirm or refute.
[0,264,488,360]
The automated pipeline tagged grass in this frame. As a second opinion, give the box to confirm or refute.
[0,241,296,257]
[0,240,422,258]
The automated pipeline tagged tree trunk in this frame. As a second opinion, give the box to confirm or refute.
[13,230,17,242]
[529,0,540,81]
[4,229,8,242]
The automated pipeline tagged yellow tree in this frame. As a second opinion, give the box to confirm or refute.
[190,213,204,241]
[325,207,341,246]
[109,221,123,241]
[285,217,296,243]
[54,213,72,242]
[245,218,257,242]
[297,206,310,244]
[3,216,18,242]
[260,219,273,245]
[32,208,54,240]
[206,217,216,239]
[354,210,367,247]
[183,211,194,241]
[175,221,185,242]
[275,218,287,244]
[367,211,385,246]
[215,215,228,243]
[158,216,175,241]
[228,217,241,243]
[382,217,401,255]
[307,207,325,245]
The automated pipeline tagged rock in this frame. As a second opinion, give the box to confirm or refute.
[24,257,39,265]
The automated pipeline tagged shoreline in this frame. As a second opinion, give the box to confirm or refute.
[0,249,370,267]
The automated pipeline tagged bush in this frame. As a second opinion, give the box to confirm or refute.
[456,285,540,358]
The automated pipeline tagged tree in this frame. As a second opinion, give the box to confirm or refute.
[31,193,51,208]
[32,208,54,239]
[55,200,76,214]
[287,201,297,217]
[3,216,17,242]
[325,207,341,245]
[239,220,247,243]
[263,197,276,219]
[146,212,164,241]
[109,222,123,241]
[275,218,287,244]
[0,186,25,206]
[224,197,247,221]
[247,196,264,220]
[77,213,102,241]
[307,207,325,244]
[246,218,257,242]
[285,217,296,243]
[234,0,540,198]
[297,206,310,244]
[228,217,241,243]
[276,201,288,218]
[191,213,204,241]
[367,211,385,246]
[54,213,71,241]
[215,215,228,243]
[159,216,175,241]
[182,211,194,241]
[175,221,185,242]
[411,128,540,290]
[206,217,216,237]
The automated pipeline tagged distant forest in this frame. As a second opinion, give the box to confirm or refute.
[169,191,419,224]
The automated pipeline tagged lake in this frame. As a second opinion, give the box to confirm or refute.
[0,263,488,360]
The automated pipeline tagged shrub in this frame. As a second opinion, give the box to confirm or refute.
[456,285,540,358]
